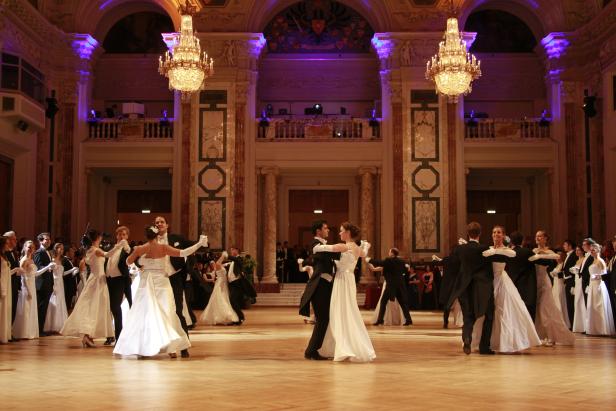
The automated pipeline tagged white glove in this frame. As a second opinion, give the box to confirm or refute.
[120,239,130,253]
[585,286,589,294]
[297,258,304,265]
[365,257,371,263]
[360,240,371,255]
[10,267,25,276]
[569,266,579,274]
[221,251,229,259]
[129,264,140,276]
[482,248,496,257]
[179,241,203,258]
[47,262,57,271]
[199,235,209,247]
[528,254,539,262]
[458,238,467,245]
[432,255,442,262]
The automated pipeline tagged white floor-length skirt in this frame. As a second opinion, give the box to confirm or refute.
[585,279,616,336]
[535,268,575,345]
[320,268,376,362]
[44,267,69,333]
[551,276,571,329]
[13,275,38,339]
[200,274,238,325]
[61,273,114,338]
[572,274,587,333]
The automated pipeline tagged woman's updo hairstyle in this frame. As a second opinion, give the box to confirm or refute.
[341,222,361,239]
[145,226,159,241]
[86,229,100,244]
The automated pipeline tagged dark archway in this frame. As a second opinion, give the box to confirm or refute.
[465,10,537,53]
[102,11,174,54]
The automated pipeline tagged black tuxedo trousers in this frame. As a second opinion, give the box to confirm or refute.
[305,278,333,356]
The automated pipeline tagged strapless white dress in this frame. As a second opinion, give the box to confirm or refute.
[114,257,190,357]
[320,248,376,362]
[199,268,238,325]
[585,264,615,336]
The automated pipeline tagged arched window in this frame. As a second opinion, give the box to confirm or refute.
[464,10,537,53]
[103,12,174,54]
[263,0,374,53]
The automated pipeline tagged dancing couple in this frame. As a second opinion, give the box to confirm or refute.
[299,220,375,363]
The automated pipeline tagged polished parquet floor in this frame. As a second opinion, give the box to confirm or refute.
[1,307,615,410]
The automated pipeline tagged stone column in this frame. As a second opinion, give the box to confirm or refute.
[261,166,279,284]
[359,166,377,285]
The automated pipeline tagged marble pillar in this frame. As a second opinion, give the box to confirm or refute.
[261,166,279,284]
[359,166,377,285]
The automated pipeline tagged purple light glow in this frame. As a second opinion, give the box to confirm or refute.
[71,34,99,60]
[541,33,570,59]
[99,0,114,11]
[371,35,393,59]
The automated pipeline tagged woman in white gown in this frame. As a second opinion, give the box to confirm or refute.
[113,227,207,358]
[199,252,239,325]
[585,244,615,336]
[44,243,78,333]
[317,222,375,363]
[474,226,541,353]
[61,229,127,347]
[13,241,55,340]
[1,238,24,343]
[570,246,588,332]
[121,264,141,326]
[549,253,571,329]
[529,231,575,345]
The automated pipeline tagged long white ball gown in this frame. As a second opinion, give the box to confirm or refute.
[571,264,588,333]
[61,248,114,339]
[13,260,42,339]
[113,257,190,357]
[585,264,616,336]
[199,267,239,325]
[550,264,571,329]
[473,248,541,353]
[0,259,11,343]
[532,251,575,345]
[44,264,73,333]
[319,246,376,362]
[121,268,140,326]
[371,280,404,325]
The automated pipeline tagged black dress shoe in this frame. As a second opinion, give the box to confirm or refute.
[479,349,495,355]
[103,337,115,346]
[463,343,471,355]
[373,321,384,326]
[231,321,242,326]
[181,349,190,358]
[304,352,329,361]
[403,320,412,326]
[443,323,449,329]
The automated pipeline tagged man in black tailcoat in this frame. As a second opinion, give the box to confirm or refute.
[33,232,55,335]
[299,220,340,360]
[506,232,537,320]
[370,248,413,326]
[447,222,494,355]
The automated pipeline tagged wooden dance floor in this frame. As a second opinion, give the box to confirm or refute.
[1,307,615,410]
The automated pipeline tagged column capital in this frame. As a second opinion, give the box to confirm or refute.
[358,166,378,176]
[260,166,279,176]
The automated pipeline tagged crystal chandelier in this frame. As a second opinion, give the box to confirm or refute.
[426,17,481,102]
[159,7,213,99]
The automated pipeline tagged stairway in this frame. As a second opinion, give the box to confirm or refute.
[254,283,366,307]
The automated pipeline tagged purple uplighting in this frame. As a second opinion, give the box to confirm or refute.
[71,34,99,60]
[371,36,393,59]
[99,0,114,11]
[541,33,570,59]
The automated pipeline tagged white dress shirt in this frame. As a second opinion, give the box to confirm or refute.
[158,233,179,276]
[106,248,122,278]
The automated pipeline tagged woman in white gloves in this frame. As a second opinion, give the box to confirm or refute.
[473,226,541,353]
[13,241,53,340]
[113,226,207,358]
[585,244,615,336]
[529,231,575,345]
[314,222,376,363]
[61,229,128,347]
[570,246,588,332]
[199,251,239,325]
[44,243,78,333]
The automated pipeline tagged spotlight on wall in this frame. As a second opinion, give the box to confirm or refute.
[486,210,496,214]
[141,209,151,214]
[313,209,323,214]
[15,120,29,132]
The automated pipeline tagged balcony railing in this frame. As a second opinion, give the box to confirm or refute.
[465,118,550,140]
[257,117,381,141]
[87,118,174,140]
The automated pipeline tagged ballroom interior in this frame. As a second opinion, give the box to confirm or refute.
[2,0,616,409]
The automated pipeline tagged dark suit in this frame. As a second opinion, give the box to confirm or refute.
[163,233,197,337]
[299,238,339,357]
[439,251,460,326]
[228,255,246,322]
[605,255,616,321]
[6,251,20,324]
[506,246,537,320]
[561,251,578,324]
[371,256,412,323]
[447,241,493,351]
[580,254,594,303]
[33,247,54,333]
[62,257,77,310]
[105,248,131,340]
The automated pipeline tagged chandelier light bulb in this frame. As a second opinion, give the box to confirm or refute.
[426,17,481,103]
